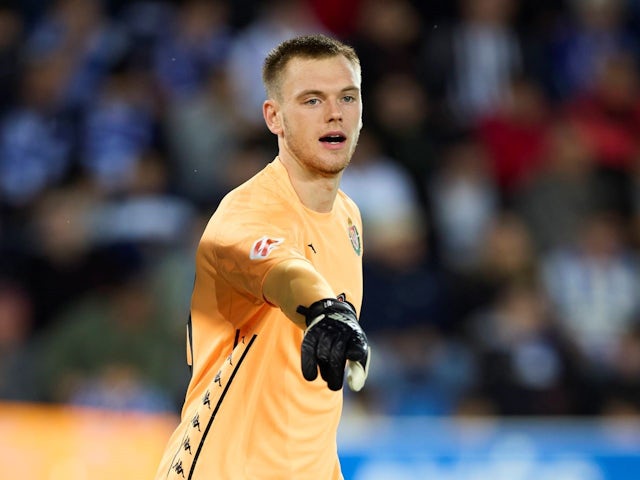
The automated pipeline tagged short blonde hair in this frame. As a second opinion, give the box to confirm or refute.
[262,34,361,100]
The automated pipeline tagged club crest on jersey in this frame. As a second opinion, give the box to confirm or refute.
[347,218,361,256]
[250,236,283,259]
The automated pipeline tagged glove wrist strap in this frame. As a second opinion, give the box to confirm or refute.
[297,298,355,327]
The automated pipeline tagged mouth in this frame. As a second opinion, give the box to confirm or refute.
[319,133,347,146]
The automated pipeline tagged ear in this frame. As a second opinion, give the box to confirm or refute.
[263,99,282,135]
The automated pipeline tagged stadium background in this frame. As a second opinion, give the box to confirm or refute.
[1,0,640,478]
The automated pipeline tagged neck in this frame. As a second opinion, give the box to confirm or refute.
[277,155,342,213]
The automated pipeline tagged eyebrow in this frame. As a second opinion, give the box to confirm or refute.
[295,86,360,99]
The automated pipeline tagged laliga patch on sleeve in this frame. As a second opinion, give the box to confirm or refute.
[249,236,284,259]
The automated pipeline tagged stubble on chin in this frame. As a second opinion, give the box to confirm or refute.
[281,119,360,176]
[316,134,360,176]
[283,140,353,177]
[316,155,351,176]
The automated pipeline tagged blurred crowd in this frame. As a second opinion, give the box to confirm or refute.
[2,0,640,418]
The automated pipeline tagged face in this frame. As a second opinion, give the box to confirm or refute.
[264,55,363,176]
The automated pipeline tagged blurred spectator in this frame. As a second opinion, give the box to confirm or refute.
[448,211,538,329]
[306,0,362,38]
[118,0,173,70]
[17,185,106,332]
[362,327,476,415]
[34,272,185,412]
[541,211,640,374]
[349,0,423,89]
[86,152,197,248]
[226,0,324,128]
[547,0,636,100]
[429,137,499,272]
[476,75,551,199]
[361,254,452,337]
[0,54,74,208]
[563,51,640,174]
[421,0,523,129]
[468,280,579,415]
[515,119,608,252]
[163,67,242,206]
[368,71,439,206]
[80,56,158,194]
[153,0,232,101]
[478,212,538,283]
[223,135,274,191]
[24,0,129,111]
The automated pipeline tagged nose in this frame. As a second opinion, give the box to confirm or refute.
[326,99,342,122]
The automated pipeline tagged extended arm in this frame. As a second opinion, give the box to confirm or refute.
[263,258,335,328]
[263,258,370,391]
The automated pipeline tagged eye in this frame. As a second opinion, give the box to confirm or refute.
[305,98,320,106]
[342,95,356,103]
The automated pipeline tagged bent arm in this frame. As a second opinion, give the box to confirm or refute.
[263,258,335,329]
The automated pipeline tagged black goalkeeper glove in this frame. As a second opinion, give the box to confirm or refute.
[297,298,370,391]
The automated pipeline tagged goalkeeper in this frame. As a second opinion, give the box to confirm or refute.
[155,34,370,480]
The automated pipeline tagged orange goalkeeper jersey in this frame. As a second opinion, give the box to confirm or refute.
[155,158,363,480]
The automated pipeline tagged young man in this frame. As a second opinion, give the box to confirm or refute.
[155,34,370,480]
